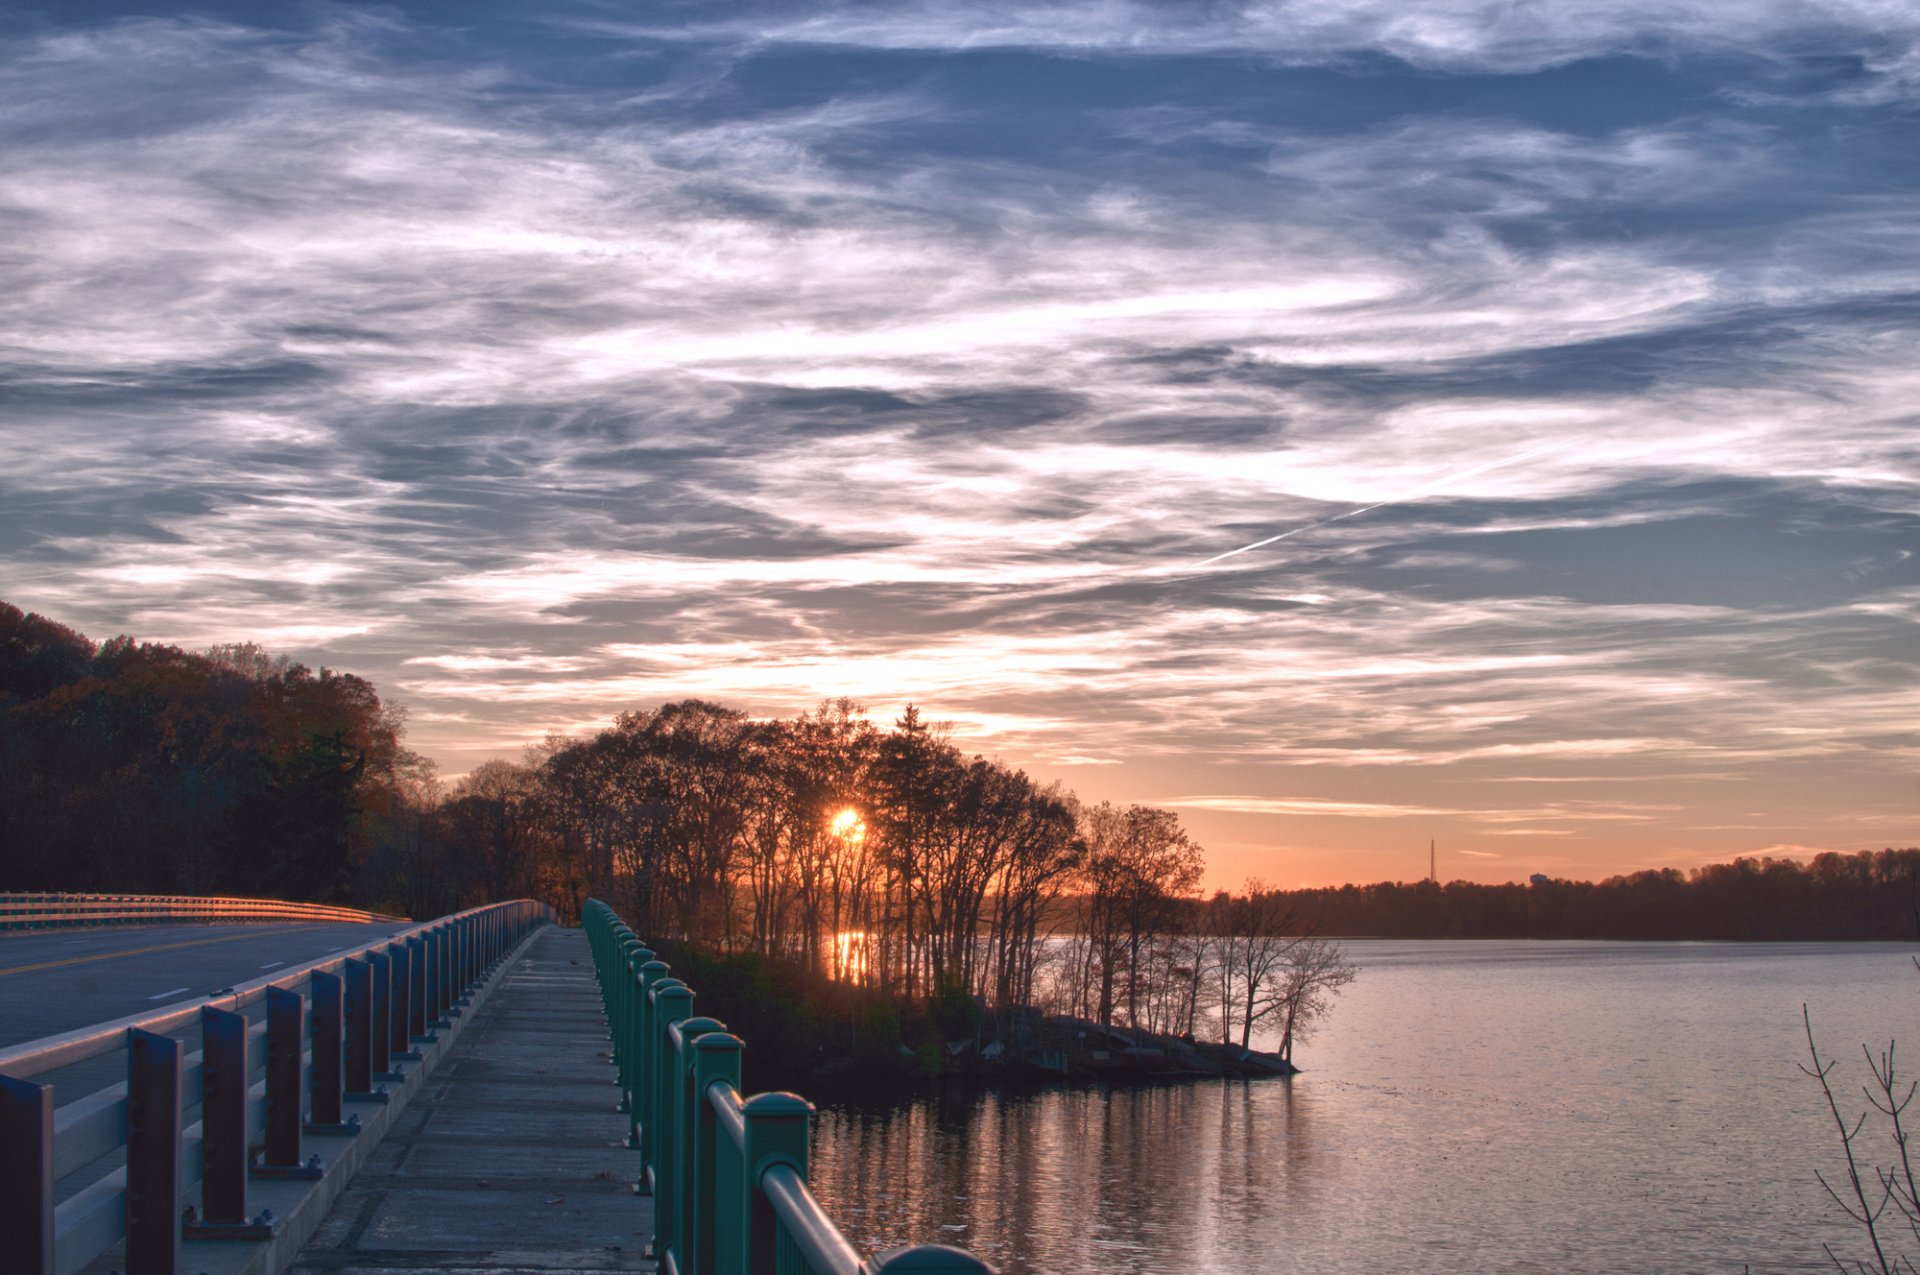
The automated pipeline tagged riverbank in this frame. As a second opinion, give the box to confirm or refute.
[653,942,1295,1094]
[813,1010,1299,1091]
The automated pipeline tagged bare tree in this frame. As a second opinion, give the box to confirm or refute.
[1214,881,1308,1049]
[1270,937,1357,1063]
[1802,1003,1920,1274]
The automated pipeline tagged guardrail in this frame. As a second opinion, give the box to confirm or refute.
[0,898,556,1275]
[0,892,402,930]
[584,898,995,1275]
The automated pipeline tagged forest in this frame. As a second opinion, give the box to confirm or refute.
[3,601,1913,1061]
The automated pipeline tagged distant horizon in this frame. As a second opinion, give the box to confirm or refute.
[5,2,1915,893]
[12,592,1909,896]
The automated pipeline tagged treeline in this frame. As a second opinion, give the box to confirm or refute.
[442,699,1217,1029]
[1,604,1252,1038]
[1,603,426,903]
[1271,853,1920,941]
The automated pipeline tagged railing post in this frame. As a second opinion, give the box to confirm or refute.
[407,936,431,1042]
[673,1016,727,1273]
[615,938,644,1113]
[0,1073,54,1275]
[647,982,693,1256]
[189,1005,268,1234]
[422,928,440,1025]
[689,1032,744,1275]
[621,942,653,1132]
[450,921,469,1008]
[389,941,419,1062]
[431,926,450,1025]
[258,987,320,1177]
[636,960,672,1164]
[866,1246,999,1273]
[739,1092,811,1275]
[127,1027,182,1275]
[343,957,375,1097]
[307,970,353,1133]
[369,948,393,1077]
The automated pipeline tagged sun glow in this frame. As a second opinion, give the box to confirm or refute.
[832,929,872,984]
[829,807,866,842]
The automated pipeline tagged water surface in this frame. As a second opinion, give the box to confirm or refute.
[807,941,1915,1273]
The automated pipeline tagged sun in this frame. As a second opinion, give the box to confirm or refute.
[829,807,866,841]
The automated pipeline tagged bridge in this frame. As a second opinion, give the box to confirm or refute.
[0,893,996,1275]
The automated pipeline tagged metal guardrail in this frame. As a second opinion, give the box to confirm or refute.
[0,898,556,1275]
[0,892,402,930]
[584,898,996,1275]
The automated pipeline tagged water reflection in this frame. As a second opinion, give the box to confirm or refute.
[808,941,1915,1274]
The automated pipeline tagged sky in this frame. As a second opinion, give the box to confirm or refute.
[2,0,1917,890]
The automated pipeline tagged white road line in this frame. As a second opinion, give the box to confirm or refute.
[324,946,344,953]
[63,939,90,945]
[148,986,191,1001]
[259,961,285,970]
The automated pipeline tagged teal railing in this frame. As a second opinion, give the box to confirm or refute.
[583,899,996,1275]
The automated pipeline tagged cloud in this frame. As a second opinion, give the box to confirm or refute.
[2,4,1917,885]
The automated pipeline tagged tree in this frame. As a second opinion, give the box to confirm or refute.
[1270,937,1357,1063]
[1213,881,1308,1048]
[1077,802,1204,1029]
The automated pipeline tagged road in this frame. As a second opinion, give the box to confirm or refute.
[0,919,415,1050]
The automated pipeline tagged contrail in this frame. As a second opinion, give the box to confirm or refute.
[1194,444,1559,569]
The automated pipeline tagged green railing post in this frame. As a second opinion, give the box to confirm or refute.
[740,1092,811,1275]
[578,899,996,1275]
[648,981,694,1256]
[690,1033,744,1275]
[616,937,645,1111]
[867,1247,998,1273]
[636,960,673,1165]
[620,941,654,1136]
[672,1016,727,1274]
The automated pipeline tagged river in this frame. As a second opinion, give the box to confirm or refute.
[806,940,1915,1273]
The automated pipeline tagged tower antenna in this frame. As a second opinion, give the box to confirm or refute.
[1429,838,1436,883]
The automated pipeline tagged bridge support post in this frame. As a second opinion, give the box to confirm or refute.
[0,1073,54,1275]
[127,1028,182,1275]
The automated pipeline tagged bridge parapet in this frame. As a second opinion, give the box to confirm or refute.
[0,892,404,932]
[584,899,996,1275]
[0,898,557,1275]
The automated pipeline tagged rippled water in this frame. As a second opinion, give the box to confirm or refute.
[806,941,1916,1274]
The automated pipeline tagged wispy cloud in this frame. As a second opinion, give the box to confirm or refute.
[3,3,1916,886]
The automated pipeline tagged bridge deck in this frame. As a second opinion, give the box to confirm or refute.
[289,926,653,1274]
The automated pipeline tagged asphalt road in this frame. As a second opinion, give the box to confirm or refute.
[0,919,415,1051]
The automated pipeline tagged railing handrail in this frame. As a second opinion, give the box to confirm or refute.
[761,1163,864,1275]
[0,897,558,1275]
[583,896,998,1275]
[0,891,404,930]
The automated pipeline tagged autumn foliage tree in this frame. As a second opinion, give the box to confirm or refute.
[0,604,422,904]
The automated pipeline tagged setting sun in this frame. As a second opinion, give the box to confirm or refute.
[829,807,865,842]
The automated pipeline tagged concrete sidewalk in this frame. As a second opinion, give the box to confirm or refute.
[289,927,653,1274]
